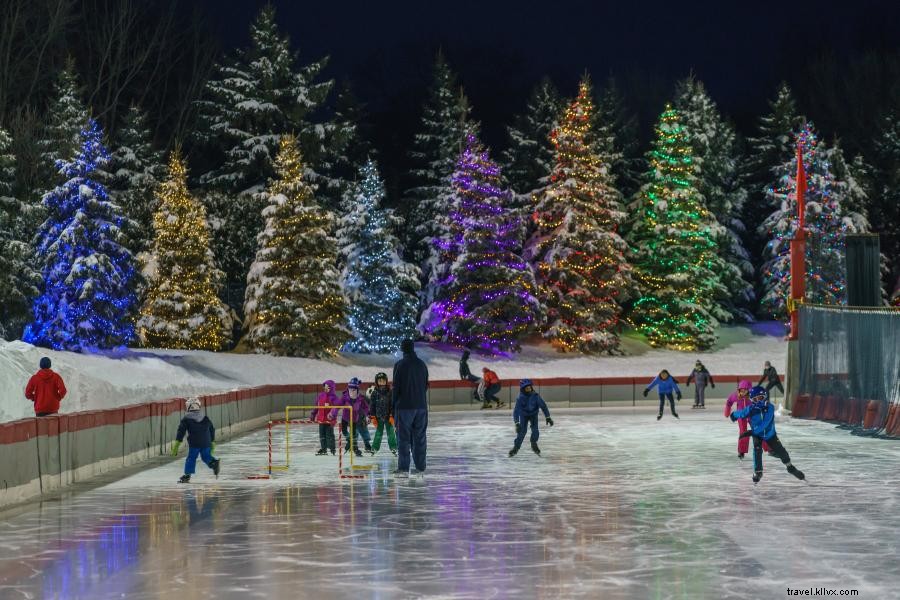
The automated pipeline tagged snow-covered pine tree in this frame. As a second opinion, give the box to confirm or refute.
[137,150,232,351]
[314,81,363,213]
[339,159,420,353]
[24,120,139,351]
[595,76,643,201]
[105,104,164,253]
[501,77,563,212]
[243,135,349,357]
[403,51,478,268]
[526,78,633,354]
[759,122,852,318]
[872,113,900,303]
[675,76,754,321]
[628,104,729,351]
[421,134,543,354]
[0,127,40,339]
[38,59,90,193]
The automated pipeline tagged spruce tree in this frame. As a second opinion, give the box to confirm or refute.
[137,150,232,350]
[38,60,90,192]
[675,76,754,321]
[339,159,420,353]
[595,77,642,200]
[628,104,729,351]
[421,134,543,354]
[526,79,633,353]
[24,120,139,351]
[759,122,851,318]
[243,136,349,357]
[872,113,900,301]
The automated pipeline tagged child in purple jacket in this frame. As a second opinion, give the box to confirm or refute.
[329,377,373,457]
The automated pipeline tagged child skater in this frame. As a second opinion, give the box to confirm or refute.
[172,397,220,483]
[366,372,397,456]
[729,386,805,483]
[509,379,553,457]
[311,379,337,455]
[724,380,753,458]
[643,370,681,420]
[330,377,373,457]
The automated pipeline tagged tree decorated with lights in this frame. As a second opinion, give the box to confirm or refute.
[759,123,852,318]
[339,159,420,353]
[24,120,139,351]
[421,134,543,353]
[137,150,232,350]
[243,136,349,357]
[628,104,729,351]
[526,79,632,353]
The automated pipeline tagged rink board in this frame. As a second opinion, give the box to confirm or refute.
[0,374,779,509]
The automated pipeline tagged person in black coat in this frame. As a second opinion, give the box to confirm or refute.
[758,361,784,397]
[172,397,220,483]
[392,339,429,478]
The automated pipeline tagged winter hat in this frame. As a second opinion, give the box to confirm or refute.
[185,397,202,412]
[323,380,335,390]
[348,377,361,390]
[400,339,415,354]
[738,380,753,390]
[39,357,51,369]
[375,372,388,383]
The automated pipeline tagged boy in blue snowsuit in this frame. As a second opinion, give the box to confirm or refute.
[730,386,805,483]
[509,379,553,457]
[643,370,681,420]
[172,397,220,483]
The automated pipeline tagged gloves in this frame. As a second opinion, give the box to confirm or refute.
[515,422,522,434]
[730,413,738,422]
[171,440,181,456]
[685,381,690,387]
[642,389,649,398]
[711,383,716,389]
[370,416,378,426]
[389,416,394,426]
[546,417,554,427]
[211,442,216,455]
[676,392,682,401]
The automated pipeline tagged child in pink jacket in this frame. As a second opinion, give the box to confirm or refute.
[725,379,770,458]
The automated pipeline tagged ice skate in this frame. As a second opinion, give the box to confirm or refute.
[531,441,541,455]
[211,459,220,478]
[411,469,425,481]
[354,447,363,457]
[365,444,375,456]
[480,402,491,410]
[752,471,763,483]
[657,413,663,420]
[494,401,505,409]
[315,448,328,455]
[178,474,191,484]
[692,404,699,409]
[738,453,745,459]
[508,446,519,457]
[672,412,679,419]
[787,464,805,480]
[393,469,409,479]
[391,449,397,456]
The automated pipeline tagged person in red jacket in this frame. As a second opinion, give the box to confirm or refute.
[481,367,504,409]
[25,357,67,416]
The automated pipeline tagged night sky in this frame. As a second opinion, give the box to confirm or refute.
[198,0,900,185]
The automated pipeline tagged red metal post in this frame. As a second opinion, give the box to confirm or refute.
[789,142,807,340]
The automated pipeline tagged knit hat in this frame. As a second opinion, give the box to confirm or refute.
[39,357,51,369]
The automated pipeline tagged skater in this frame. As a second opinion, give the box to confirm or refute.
[724,380,753,458]
[685,360,715,408]
[330,378,372,457]
[643,370,681,420]
[481,367,503,409]
[758,361,784,400]
[730,386,805,483]
[310,380,337,455]
[172,397,220,483]
[460,350,484,406]
[509,379,553,457]
[25,357,67,417]
[392,339,429,478]
[366,372,397,455]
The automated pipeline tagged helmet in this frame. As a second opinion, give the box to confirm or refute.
[374,372,387,383]
[185,397,202,412]
[519,378,534,390]
[738,380,752,390]
[348,377,361,390]
[749,386,768,403]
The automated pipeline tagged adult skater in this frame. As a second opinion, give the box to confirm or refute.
[392,339,429,478]
[172,397,220,483]
[730,386,805,483]
[459,350,483,405]
[25,357,67,417]
[685,360,715,409]
[758,361,784,399]
[643,369,681,420]
[509,379,553,457]
[481,367,503,409]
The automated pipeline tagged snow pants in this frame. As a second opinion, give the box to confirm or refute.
[693,385,707,407]
[513,413,540,449]
[736,417,750,455]
[184,446,216,475]
[318,423,335,452]
[372,418,397,452]
[765,380,785,399]
[484,383,501,403]
[342,419,371,451]
[752,434,792,475]
[658,393,677,416]
[396,408,428,473]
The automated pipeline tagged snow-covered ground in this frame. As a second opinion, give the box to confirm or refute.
[0,323,786,422]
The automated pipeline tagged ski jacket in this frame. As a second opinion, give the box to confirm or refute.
[686,367,714,388]
[311,381,337,423]
[759,366,780,386]
[367,385,393,421]
[392,350,429,411]
[25,368,67,415]
[646,376,680,396]
[513,391,550,423]
[176,412,216,448]
[724,391,751,418]
[482,369,500,386]
[731,400,776,441]
[330,388,369,423]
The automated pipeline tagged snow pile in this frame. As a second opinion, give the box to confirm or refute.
[0,323,786,423]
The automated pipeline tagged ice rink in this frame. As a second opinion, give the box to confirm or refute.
[0,408,896,599]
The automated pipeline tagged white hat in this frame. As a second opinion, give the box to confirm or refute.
[185,397,202,412]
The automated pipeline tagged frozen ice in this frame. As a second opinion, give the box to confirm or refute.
[0,408,896,599]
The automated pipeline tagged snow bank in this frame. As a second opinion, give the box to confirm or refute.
[0,323,786,423]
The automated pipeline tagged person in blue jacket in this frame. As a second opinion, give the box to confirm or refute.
[643,370,681,420]
[172,397,220,483]
[730,386,805,483]
[509,379,553,457]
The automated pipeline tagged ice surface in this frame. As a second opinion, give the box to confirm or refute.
[3,409,893,600]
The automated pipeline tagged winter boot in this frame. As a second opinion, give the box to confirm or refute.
[508,446,519,457]
[178,474,191,484]
[315,448,328,456]
[752,471,763,483]
[211,459,220,478]
[786,464,805,480]
[531,441,541,455]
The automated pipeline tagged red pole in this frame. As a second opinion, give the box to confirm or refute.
[267,420,272,476]
[789,142,807,340]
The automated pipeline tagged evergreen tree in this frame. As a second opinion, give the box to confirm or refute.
[526,79,633,353]
[105,104,164,253]
[137,150,232,350]
[628,104,729,351]
[595,76,642,200]
[243,136,349,357]
[38,59,90,192]
[421,134,543,354]
[24,120,139,351]
[315,81,364,213]
[872,113,900,301]
[759,122,851,318]
[675,76,754,321]
[339,159,420,353]
[0,126,40,338]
